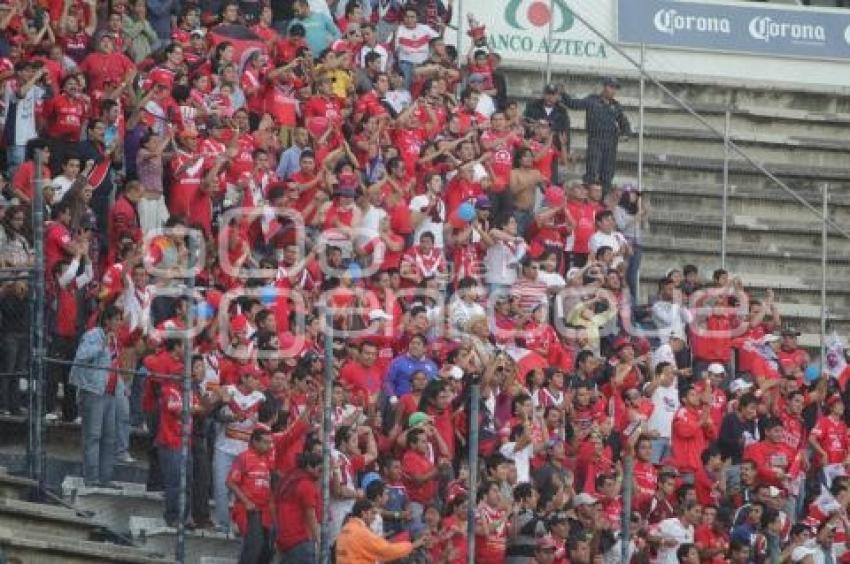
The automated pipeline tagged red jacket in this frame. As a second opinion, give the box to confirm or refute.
[671,406,716,474]
[107,194,141,265]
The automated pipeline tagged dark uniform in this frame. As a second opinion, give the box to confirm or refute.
[561,92,631,191]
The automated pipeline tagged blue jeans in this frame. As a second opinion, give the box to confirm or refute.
[158,444,192,523]
[116,388,130,457]
[513,208,533,239]
[213,448,238,530]
[130,368,147,427]
[6,145,25,178]
[79,390,117,485]
[626,242,641,301]
[277,540,317,564]
[650,437,671,465]
[0,333,27,412]
[398,60,415,90]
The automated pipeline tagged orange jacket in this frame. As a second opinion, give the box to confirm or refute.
[335,517,414,564]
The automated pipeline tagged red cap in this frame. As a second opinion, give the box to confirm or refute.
[613,337,633,351]
[231,314,249,332]
[331,39,351,53]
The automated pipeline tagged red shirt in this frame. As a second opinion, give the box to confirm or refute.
[566,200,596,254]
[339,361,383,398]
[671,405,715,474]
[43,94,86,141]
[12,161,52,202]
[156,382,199,448]
[810,415,849,466]
[275,471,321,551]
[694,466,722,507]
[694,525,728,564]
[632,460,657,511]
[228,447,274,531]
[402,449,437,503]
[45,222,73,284]
[744,440,799,486]
[475,503,507,564]
[78,51,135,91]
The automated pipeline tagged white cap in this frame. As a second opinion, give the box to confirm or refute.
[761,333,781,344]
[791,546,817,562]
[707,363,725,375]
[368,309,390,322]
[573,493,599,507]
[448,366,464,380]
[729,378,753,394]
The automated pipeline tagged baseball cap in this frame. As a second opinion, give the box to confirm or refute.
[782,328,801,337]
[543,83,559,94]
[602,76,620,88]
[408,412,429,428]
[475,195,491,209]
[729,378,753,394]
[361,471,382,490]
[573,493,599,507]
[761,333,781,344]
[707,363,725,375]
[791,546,817,562]
[368,309,390,322]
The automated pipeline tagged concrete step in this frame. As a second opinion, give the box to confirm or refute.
[646,211,850,252]
[637,182,850,225]
[62,476,164,534]
[0,468,37,501]
[503,64,850,116]
[0,496,112,543]
[130,516,240,564]
[639,234,850,280]
[0,525,167,564]
[568,123,850,171]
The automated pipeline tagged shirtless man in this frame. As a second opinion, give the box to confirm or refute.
[509,147,546,237]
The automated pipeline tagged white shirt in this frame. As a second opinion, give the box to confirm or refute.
[385,89,411,114]
[358,205,387,243]
[307,0,331,17]
[652,300,693,336]
[409,194,445,248]
[654,518,694,564]
[499,441,533,483]
[446,162,488,183]
[475,92,496,118]
[588,229,628,257]
[394,24,438,64]
[646,381,679,439]
[4,82,44,145]
[51,175,76,202]
[449,297,486,334]
[651,343,679,373]
[538,270,566,289]
[359,44,390,71]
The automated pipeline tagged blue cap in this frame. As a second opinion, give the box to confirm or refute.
[361,472,382,490]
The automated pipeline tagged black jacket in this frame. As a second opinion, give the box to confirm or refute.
[561,93,631,142]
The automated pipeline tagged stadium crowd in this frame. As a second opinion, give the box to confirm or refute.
[0,0,848,562]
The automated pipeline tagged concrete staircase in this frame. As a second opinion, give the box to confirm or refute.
[504,65,850,350]
[0,469,168,564]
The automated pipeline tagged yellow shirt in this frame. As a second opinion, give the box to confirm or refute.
[316,66,352,100]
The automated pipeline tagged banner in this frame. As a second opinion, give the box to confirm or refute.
[618,0,850,61]
[454,0,616,65]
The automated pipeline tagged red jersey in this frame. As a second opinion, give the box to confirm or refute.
[670,405,715,474]
[228,447,274,531]
[78,51,135,91]
[694,525,728,564]
[45,222,73,284]
[43,94,86,141]
[632,460,657,511]
[168,150,211,236]
[275,470,321,551]
[339,361,383,398]
[810,415,850,466]
[475,503,507,564]
[744,440,800,486]
[566,200,597,254]
[156,381,199,449]
[401,449,437,504]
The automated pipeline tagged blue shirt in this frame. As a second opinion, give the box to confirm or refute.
[384,354,438,397]
[288,12,340,56]
[276,144,303,180]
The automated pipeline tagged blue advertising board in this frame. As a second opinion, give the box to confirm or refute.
[617,0,850,60]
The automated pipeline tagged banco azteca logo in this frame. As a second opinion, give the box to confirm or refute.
[504,0,574,32]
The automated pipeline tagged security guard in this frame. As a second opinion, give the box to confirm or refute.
[561,77,631,191]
